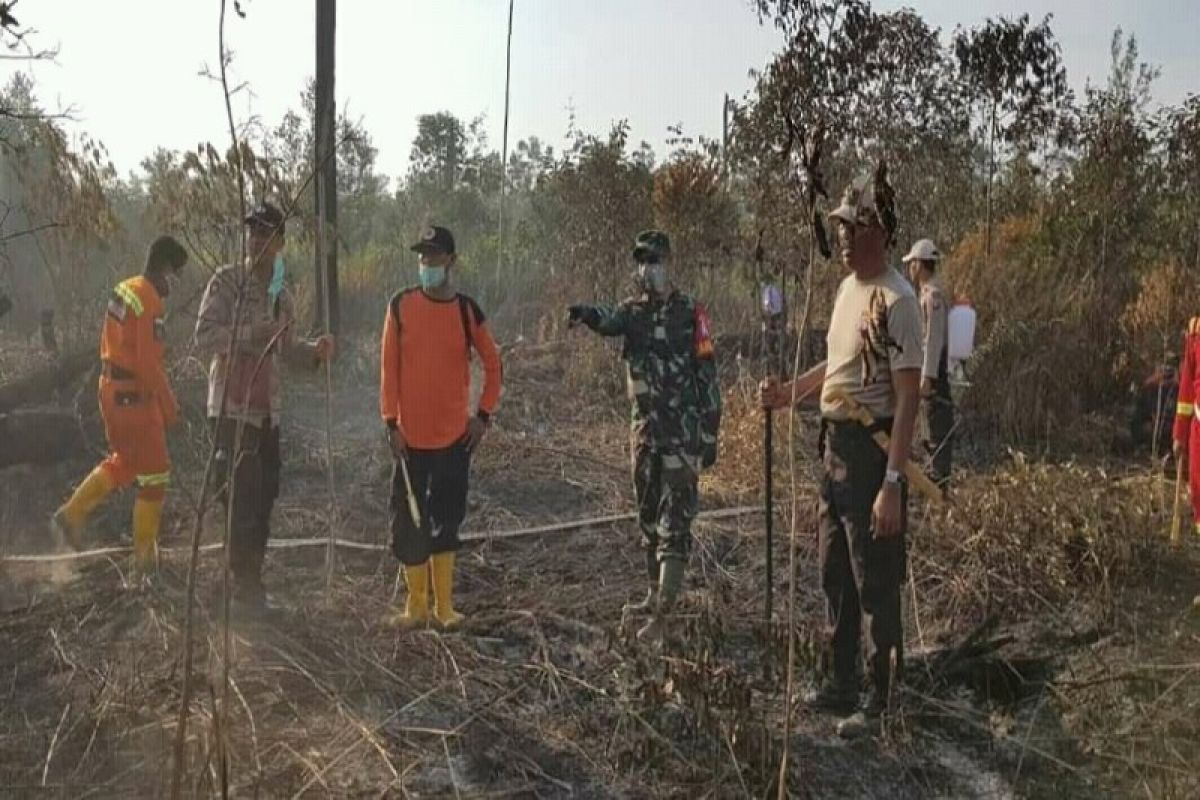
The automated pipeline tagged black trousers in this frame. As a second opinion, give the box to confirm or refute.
[923,382,955,486]
[212,419,281,589]
[818,419,906,696]
[390,441,470,566]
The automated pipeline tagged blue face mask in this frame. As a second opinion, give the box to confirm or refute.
[419,264,446,290]
[269,254,286,302]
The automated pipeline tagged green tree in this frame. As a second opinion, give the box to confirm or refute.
[953,14,1071,261]
[408,112,467,193]
[1159,94,1200,269]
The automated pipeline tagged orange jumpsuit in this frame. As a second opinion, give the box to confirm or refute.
[97,275,177,499]
[1172,316,1200,536]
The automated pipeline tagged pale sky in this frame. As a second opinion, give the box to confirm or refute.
[11,0,1199,183]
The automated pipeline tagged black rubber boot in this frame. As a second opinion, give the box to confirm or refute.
[803,678,860,715]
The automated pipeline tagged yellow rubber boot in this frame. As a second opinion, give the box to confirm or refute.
[132,497,163,571]
[389,562,430,629]
[52,467,115,550]
[431,552,465,629]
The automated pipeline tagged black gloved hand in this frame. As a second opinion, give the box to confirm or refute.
[701,443,718,470]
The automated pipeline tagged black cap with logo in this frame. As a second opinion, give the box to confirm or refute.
[410,225,456,255]
[244,202,285,232]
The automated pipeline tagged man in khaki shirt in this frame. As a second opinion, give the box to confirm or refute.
[761,169,922,734]
[194,202,334,612]
[904,239,954,486]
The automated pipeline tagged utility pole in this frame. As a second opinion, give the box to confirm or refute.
[497,0,515,288]
[722,92,729,184]
[314,0,339,334]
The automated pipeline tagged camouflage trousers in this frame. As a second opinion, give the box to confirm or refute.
[633,444,698,570]
[819,419,906,698]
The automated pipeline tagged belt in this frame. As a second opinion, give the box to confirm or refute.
[819,416,893,458]
[822,416,893,434]
[102,361,136,380]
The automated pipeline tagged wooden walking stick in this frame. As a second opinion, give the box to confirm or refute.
[399,454,422,529]
[764,396,774,624]
[756,230,775,626]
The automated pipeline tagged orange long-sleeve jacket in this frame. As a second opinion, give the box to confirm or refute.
[102,275,178,425]
[1173,317,1200,444]
[380,288,503,450]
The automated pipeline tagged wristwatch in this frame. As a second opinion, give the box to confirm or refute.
[884,468,904,487]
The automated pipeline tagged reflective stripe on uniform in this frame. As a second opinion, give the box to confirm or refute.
[136,471,171,488]
[114,282,145,316]
[1178,402,1194,418]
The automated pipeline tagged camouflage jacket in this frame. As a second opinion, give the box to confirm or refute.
[579,290,722,460]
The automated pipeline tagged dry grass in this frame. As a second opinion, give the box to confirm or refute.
[2,331,1200,798]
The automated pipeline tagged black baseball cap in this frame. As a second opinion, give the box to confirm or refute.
[410,225,456,255]
[244,202,285,231]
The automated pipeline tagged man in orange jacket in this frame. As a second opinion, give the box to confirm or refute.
[52,235,189,569]
[1173,318,1200,538]
[380,225,503,629]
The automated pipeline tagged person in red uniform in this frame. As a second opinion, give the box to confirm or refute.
[1173,318,1200,537]
[380,225,503,629]
[52,235,189,568]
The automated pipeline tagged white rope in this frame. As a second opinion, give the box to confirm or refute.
[2,505,763,564]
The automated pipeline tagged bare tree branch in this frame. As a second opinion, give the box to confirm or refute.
[0,220,59,242]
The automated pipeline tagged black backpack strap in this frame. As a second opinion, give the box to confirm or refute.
[389,287,416,333]
[458,293,486,354]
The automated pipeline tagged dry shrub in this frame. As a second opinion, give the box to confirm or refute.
[705,383,769,503]
[944,215,1132,450]
[920,455,1167,629]
[922,457,1200,800]
[1119,257,1200,371]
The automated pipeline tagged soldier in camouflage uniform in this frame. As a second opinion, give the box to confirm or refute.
[568,230,722,642]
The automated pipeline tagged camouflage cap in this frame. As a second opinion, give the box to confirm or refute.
[632,229,671,262]
[826,163,897,244]
[827,177,879,227]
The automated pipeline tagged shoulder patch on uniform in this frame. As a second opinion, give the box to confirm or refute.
[693,302,714,359]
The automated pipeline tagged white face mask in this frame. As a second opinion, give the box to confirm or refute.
[638,262,669,295]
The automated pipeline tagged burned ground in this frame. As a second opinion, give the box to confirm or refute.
[2,335,1199,798]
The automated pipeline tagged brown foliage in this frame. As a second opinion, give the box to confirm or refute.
[1119,258,1200,369]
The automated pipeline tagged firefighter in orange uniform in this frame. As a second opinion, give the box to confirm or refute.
[52,236,189,568]
[1173,317,1200,538]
